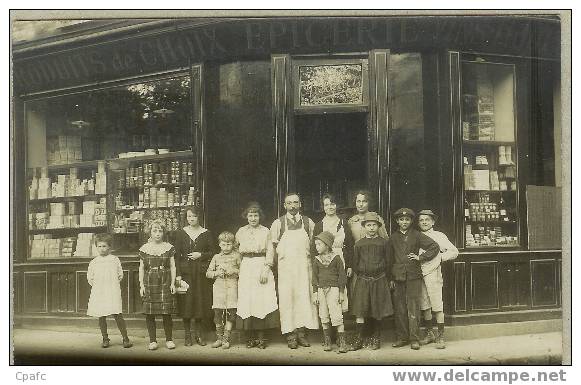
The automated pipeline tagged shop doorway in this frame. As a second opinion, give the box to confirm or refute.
[272,51,391,220]
[294,112,369,220]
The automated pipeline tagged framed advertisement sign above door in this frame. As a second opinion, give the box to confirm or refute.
[292,58,369,114]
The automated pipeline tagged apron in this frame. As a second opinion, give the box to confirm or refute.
[237,256,278,319]
[276,223,319,334]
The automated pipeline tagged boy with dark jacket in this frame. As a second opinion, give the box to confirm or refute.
[389,208,439,350]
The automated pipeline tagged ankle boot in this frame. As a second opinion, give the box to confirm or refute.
[257,331,267,349]
[195,321,207,346]
[322,329,332,351]
[246,331,258,348]
[420,328,436,346]
[337,332,348,353]
[352,323,364,351]
[297,328,310,347]
[211,325,224,348]
[435,329,446,349]
[370,324,381,350]
[184,330,193,347]
[222,329,232,349]
[286,332,298,349]
[101,337,110,348]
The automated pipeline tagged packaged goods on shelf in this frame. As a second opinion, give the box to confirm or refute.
[61,237,77,257]
[74,233,96,257]
[37,177,51,199]
[47,215,64,229]
[472,169,490,191]
[79,215,94,227]
[46,135,84,165]
[34,212,49,230]
[82,200,96,215]
[50,203,66,216]
[478,123,495,141]
[489,171,500,190]
[29,177,39,200]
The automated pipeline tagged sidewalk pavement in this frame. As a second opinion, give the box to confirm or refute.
[12,328,562,365]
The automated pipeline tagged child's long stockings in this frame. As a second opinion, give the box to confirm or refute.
[113,314,129,340]
[145,314,173,342]
[98,316,108,339]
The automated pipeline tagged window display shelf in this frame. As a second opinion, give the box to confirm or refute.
[465,189,517,193]
[463,140,516,146]
[115,205,192,212]
[108,150,193,166]
[466,220,517,224]
[120,183,196,190]
[29,194,106,203]
[28,226,108,235]
[47,160,101,171]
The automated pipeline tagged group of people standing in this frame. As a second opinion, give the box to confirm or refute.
[85,189,458,354]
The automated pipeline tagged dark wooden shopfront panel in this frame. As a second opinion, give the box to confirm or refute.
[470,261,499,310]
[49,272,76,313]
[131,270,142,313]
[23,272,47,313]
[531,259,558,307]
[499,261,530,308]
[76,272,91,313]
[453,262,467,312]
[13,272,22,314]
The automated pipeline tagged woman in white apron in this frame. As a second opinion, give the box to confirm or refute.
[236,202,279,349]
[311,193,354,314]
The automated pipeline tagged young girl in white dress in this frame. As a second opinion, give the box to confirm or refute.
[87,233,132,348]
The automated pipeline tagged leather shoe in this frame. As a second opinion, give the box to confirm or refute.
[392,339,409,348]
[411,341,420,350]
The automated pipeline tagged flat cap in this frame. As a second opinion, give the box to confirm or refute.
[394,208,416,219]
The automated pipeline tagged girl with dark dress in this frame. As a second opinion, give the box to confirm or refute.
[174,207,218,346]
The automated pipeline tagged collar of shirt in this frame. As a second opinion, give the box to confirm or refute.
[399,229,409,235]
[423,228,435,235]
[286,213,299,222]
[365,234,379,239]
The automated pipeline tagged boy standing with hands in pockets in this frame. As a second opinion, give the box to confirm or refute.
[389,208,439,350]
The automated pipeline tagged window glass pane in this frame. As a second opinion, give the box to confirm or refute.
[26,75,193,258]
[205,61,275,233]
[27,76,192,167]
[388,53,427,216]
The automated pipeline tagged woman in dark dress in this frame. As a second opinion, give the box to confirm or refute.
[174,206,218,346]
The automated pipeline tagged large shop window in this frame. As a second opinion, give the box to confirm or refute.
[26,74,196,258]
[460,61,520,249]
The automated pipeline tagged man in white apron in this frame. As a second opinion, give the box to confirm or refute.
[270,193,319,349]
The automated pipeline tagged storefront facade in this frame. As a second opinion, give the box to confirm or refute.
[12,16,563,326]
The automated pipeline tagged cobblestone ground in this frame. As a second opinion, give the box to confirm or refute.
[12,328,562,365]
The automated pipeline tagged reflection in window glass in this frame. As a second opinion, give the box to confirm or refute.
[26,76,192,167]
[388,53,427,217]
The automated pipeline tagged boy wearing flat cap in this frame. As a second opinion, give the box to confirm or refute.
[350,212,394,350]
[312,231,348,353]
[389,208,439,350]
[417,209,458,349]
